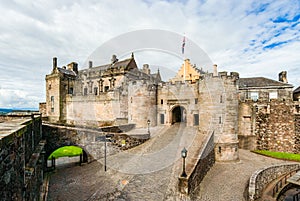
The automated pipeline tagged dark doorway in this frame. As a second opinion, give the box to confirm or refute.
[172,106,186,123]
[160,114,164,124]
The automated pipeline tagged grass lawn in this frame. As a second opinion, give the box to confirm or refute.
[48,146,83,160]
[253,150,300,162]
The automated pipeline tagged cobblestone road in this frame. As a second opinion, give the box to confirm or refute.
[197,149,289,201]
[48,124,194,201]
[47,126,289,201]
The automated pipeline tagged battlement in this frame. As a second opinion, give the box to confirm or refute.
[199,71,239,80]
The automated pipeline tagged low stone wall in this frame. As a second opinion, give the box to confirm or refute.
[178,132,215,197]
[43,123,147,162]
[0,114,44,201]
[247,163,300,201]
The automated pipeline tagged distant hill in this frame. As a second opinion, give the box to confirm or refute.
[0,108,13,115]
[0,108,38,115]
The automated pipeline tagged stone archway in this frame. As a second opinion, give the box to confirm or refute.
[171,106,186,124]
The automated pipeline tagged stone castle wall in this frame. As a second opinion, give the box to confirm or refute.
[128,81,157,128]
[0,115,44,201]
[294,114,300,152]
[255,100,295,152]
[157,81,199,126]
[198,72,239,161]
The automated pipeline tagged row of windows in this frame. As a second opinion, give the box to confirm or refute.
[247,91,278,101]
[83,86,110,95]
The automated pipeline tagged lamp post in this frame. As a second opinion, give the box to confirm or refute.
[181,147,187,177]
[147,119,150,134]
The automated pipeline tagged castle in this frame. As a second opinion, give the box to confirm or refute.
[42,54,300,162]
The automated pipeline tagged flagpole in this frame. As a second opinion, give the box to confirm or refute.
[182,34,186,82]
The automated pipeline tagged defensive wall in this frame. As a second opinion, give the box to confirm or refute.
[0,114,44,201]
[239,100,300,153]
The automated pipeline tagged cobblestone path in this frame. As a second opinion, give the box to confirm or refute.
[197,149,289,201]
[48,123,196,201]
[47,126,289,201]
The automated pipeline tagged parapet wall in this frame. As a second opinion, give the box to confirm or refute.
[0,114,44,201]
[178,132,215,197]
[247,163,300,201]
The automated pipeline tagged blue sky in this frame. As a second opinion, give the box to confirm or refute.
[0,0,299,108]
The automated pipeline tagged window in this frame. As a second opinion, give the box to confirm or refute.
[104,86,109,92]
[219,116,222,124]
[195,98,198,104]
[69,87,73,95]
[160,114,164,124]
[269,91,278,100]
[161,99,163,104]
[50,96,54,112]
[250,92,259,101]
[131,97,133,103]
[194,114,199,126]
[94,87,98,95]
[220,95,223,103]
[84,88,88,95]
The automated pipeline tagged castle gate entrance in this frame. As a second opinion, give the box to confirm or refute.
[171,106,186,124]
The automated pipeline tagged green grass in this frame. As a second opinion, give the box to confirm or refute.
[48,146,83,160]
[253,150,300,161]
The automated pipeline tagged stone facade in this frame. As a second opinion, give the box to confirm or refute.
[237,74,299,152]
[0,114,44,201]
[43,54,300,162]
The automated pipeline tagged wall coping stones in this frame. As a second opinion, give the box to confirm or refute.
[248,163,300,201]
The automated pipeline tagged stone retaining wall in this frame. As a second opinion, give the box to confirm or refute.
[42,124,147,162]
[247,163,300,201]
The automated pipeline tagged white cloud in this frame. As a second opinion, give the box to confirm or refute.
[0,0,299,108]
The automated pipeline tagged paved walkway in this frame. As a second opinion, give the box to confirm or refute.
[48,124,195,200]
[47,125,291,201]
[197,149,290,201]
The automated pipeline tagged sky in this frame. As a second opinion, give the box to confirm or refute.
[0,0,299,109]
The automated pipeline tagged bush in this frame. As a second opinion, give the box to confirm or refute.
[48,146,83,159]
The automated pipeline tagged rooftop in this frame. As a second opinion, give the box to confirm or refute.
[239,77,293,89]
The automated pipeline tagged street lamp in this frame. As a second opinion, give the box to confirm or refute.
[181,147,187,177]
[147,119,150,134]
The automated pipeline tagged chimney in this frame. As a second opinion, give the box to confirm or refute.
[143,64,150,75]
[67,62,73,71]
[53,57,57,70]
[213,64,218,76]
[67,62,78,74]
[73,63,78,74]
[111,55,118,64]
[279,71,288,83]
[89,61,93,68]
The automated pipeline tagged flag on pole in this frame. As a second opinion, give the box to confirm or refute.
[182,36,185,54]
